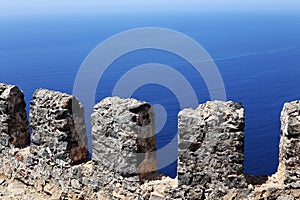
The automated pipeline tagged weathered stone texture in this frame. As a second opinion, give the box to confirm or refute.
[0,83,29,149]
[0,82,300,200]
[91,96,157,181]
[178,101,247,199]
[1,89,90,194]
[0,83,30,180]
[277,100,300,188]
[30,89,89,165]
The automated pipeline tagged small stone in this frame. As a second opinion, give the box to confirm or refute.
[291,189,300,198]
[150,192,165,200]
[44,183,62,197]
[113,190,126,199]
[71,179,82,190]
[125,176,139,182]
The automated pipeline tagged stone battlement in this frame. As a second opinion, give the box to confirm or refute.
[0,82,299,200]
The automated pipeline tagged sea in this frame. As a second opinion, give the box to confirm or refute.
[1,12,300,178]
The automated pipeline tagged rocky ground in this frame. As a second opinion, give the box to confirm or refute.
[0,174,177,200]
[0,174,50,200]
[0,173,299,200]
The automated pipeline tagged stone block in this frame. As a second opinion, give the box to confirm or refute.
[278,100,300,188]
[30,89,88,165]
[91,96,157,181]
[0,83,29,149]
[178,101,247,198]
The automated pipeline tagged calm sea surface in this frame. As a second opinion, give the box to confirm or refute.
[1,13,300,177]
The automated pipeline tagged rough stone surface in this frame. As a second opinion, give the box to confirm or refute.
[0,83,29,149]
[277,100,300,188]
[0,88,91,199]
[30,89,89,165]
[0,83,30,183]
[245,101,300,200]
[0,174,51,200]
[91,96,157,181]
[0,83,299,200]
[178,101,247,199]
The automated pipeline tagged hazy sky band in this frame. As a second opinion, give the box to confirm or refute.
[1,0,300,16]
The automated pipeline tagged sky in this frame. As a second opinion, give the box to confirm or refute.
[1,0,300,16]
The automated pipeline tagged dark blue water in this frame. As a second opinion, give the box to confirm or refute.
[1,13,300,177]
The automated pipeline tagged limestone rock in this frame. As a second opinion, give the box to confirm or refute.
[0,83,29,149]
[178,101,247,199]
[277,100,300,188]
[91,96,157,181]
[149,192,165,200]
[0,82,299,200]
[30,89,89,165]
[239,100,300,200]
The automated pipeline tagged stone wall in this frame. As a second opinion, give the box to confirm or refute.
[178,101,247,199]
[0,83,30,149]
[0,88,91,198]
[91,97,157,182]
[0,90,159,199]
[0,82,299,199]
[247,101,300,200]
[30,89,89,165]
[277,100,300,188]
[0,83,30,180]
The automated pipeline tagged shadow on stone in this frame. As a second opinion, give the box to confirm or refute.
[244,174,268,186]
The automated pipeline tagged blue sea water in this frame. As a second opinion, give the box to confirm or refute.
[1,13,300,177]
